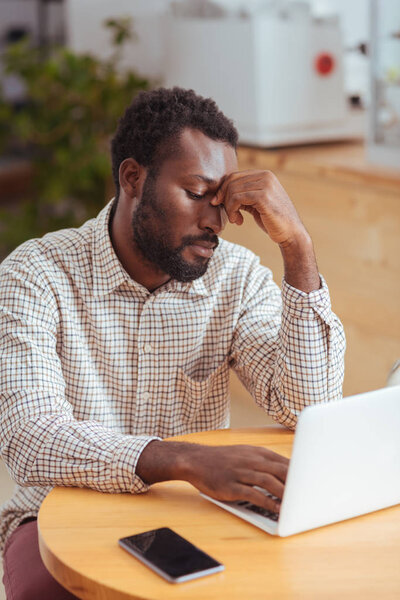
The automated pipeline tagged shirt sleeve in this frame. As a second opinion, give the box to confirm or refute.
[229,257,346,429]
[0,257,160,494]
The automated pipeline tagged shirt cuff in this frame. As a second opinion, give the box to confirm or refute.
[281,274,333,323]
[112,435,162,494]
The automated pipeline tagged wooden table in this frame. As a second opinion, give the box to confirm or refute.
[38,427,400,599]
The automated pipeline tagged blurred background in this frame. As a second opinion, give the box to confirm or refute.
[0,3,399,594]
[0,1,399,423]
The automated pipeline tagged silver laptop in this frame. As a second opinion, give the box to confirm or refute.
[201,386,400,537]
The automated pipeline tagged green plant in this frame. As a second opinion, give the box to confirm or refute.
[0,17,150,257]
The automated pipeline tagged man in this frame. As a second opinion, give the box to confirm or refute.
[0,87,345,598]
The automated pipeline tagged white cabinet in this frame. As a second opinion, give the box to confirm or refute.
[368,0,400,170]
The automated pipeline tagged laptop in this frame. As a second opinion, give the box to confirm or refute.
[200,386,400,537]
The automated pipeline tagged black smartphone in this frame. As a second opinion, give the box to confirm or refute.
[118,527,224,583]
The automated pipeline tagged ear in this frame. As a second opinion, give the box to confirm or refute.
[119,158,147,200]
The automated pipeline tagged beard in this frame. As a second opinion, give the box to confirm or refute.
[131,171,219,282]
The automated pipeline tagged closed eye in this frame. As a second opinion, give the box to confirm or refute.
[185,190,206,200]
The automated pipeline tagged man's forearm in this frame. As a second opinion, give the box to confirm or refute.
[135,439,289,514]
[279,231,320,293]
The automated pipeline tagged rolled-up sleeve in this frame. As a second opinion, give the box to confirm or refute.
[229,258,346,429]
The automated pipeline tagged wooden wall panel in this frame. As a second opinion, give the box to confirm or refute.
[225,143,400,418]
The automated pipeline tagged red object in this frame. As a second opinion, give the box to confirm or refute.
[315,52,335,76]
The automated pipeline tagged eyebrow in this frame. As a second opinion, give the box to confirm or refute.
[188,174,218,185]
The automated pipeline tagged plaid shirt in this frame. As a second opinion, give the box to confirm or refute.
[0,200,345,552]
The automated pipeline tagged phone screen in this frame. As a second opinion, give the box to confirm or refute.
[119,527,224,583]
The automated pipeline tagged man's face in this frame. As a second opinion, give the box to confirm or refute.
[131,128,238,282]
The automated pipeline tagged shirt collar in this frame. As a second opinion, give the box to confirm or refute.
[92,200,211,298]
[157,277,209,297]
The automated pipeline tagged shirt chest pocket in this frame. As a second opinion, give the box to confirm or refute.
[175,359,230,425]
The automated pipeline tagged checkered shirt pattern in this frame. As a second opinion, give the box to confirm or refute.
[0,200,345,553]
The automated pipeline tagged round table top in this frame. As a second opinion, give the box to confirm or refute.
[38,427,400,600]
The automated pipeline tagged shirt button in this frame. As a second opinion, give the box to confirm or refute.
[143,343,152,353]
[142,392,151,401]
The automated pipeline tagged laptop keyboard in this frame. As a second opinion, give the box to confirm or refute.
[235,500,280,522]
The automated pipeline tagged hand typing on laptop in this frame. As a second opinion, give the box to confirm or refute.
[136,441,288,514]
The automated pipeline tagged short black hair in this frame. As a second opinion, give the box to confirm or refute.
[110,87,238,200]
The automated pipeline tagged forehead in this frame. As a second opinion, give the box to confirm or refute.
[159,127,238,183]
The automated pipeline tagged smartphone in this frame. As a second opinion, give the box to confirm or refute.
[118,527,224,583]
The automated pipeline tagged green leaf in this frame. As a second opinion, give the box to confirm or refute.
[0,17,150,258]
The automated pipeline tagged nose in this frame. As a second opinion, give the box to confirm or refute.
[199,200,226,235]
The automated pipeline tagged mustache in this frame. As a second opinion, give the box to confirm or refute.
[179,233,219,250]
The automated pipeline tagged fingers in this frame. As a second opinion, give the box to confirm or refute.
[211,169,302,245]
[218,190,263,225]
[238,445,289,468]
[213,174,268,226]
[238,469,285,499]
[232,483,282,514]
[258,447,290,468]
[221,174,265,199]
[214,170,266,205]
[226,445,289,483]
[192,445,289,514]
[219,204,229,229]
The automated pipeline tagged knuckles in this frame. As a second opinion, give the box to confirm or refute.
[262,170,274,182]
